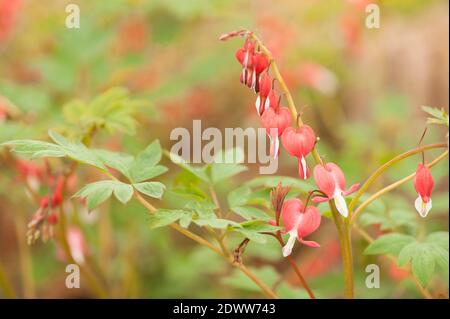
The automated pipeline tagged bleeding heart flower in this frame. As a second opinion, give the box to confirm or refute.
[413,163,434,218]
[236,39,256,87]
[281,125,317,179]
[235,39,255,67]
[312,162,360,218]
[281,198,321,257]
[251,52,269,92]
[255,72,272,116]
[261,94,292,158]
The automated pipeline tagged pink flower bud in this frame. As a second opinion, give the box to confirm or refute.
[413,163,434,217]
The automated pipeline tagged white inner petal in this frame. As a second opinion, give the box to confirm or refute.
[243,52,249,68]
[251,71,257,91]
[264,97,270,111]
[300,156,307,179]
[334,189,348,218]
[255,95,261,114]
[282,231,297,257]
[272,136,280,159]
[414,196,432,218]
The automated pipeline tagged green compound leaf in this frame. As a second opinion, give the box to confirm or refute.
[74,180,133,210]
[133,182,166,199]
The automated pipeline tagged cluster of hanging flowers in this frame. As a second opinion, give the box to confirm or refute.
[223,31,361,256]
[27,175,65,244]
[223,30,437,258]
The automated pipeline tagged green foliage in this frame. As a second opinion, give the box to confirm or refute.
[168,147,248,184]
[364,233,416,255]
[148,209,192,229]
[231,206,271,221]
[227,185,251,207]
[365,232,449,286]
[422,106,449,127]
[134,182,166,199]
[3,131,167,211]
[63,87,148,136]
[74,180,134,210]
[210,148,247,184]
[359,208,417,233]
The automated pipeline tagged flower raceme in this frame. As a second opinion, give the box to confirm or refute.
[261,92,292,158]
[281,125,317,179]
[413,163,434,218]
[312,162,360,218]
[281,198,321,257]
[27,176,65,243]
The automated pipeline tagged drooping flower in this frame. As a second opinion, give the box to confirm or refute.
[261,92,292,158]
[255,72,271,116]
[236,38,255,87]
[281,198,321,257]
[281,125,316,179]
[251,52,269,92]
[312,162,360,218]
[235,39,269,92]
[413,163,434,218]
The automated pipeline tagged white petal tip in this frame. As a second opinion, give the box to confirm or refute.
[415,196,432,218]
[255,96,261,114]
[282,233,297,257]
[334,192,349,218]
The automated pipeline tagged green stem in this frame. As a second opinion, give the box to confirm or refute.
[330,201,354,298]
[0,262,16,298]
[14,212,35,298]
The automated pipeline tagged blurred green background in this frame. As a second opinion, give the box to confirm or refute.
[0,0,448,298]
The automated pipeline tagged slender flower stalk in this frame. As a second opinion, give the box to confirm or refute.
[351,150,448,225]
[0,261,16,298]
[348,143,447,217]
